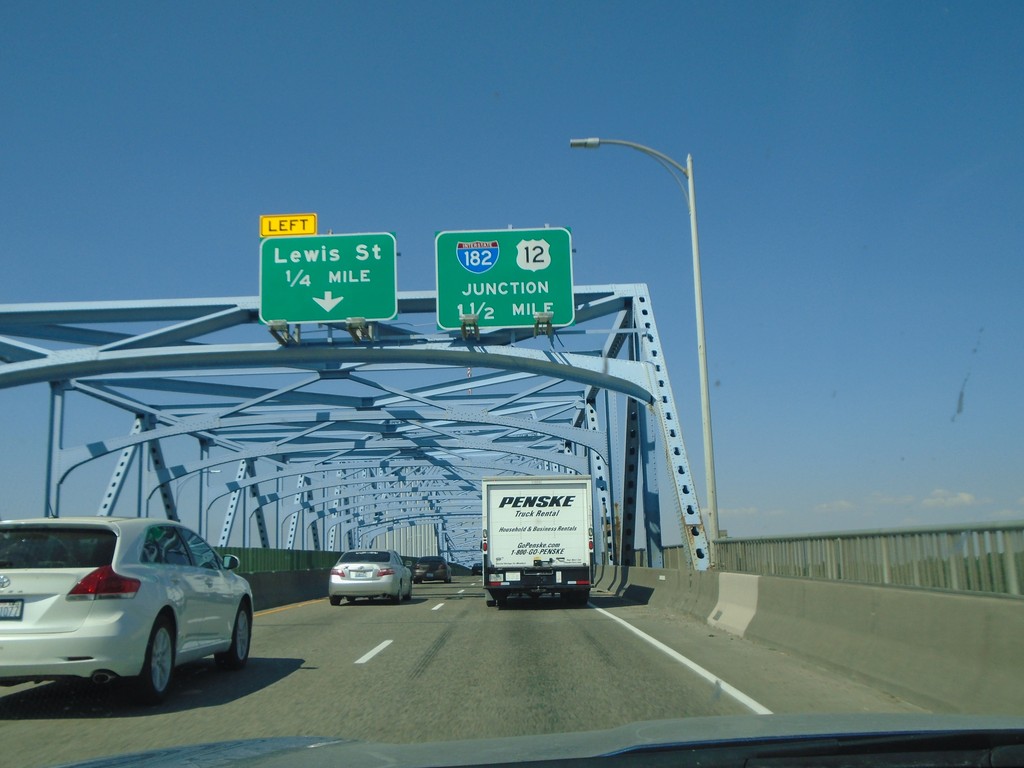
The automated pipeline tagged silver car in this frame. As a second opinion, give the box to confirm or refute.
[0,517,253,704]
[328,549,411,605]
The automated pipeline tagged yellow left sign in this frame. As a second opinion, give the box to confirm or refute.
[260,213,317,238]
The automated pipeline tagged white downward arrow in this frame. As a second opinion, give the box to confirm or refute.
[313,291,344,312]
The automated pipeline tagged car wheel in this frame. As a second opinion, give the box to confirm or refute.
[134,615,175,705]
[391,585,402,604]
[215,603,252,670]
[329,595,341,606]
[404,581,412,601]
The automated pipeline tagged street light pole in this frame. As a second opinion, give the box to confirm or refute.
[146,468,221,537]
[569,137,720,547]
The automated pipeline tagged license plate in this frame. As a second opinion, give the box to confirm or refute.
[0,599,24,620]
[352,572,369,579]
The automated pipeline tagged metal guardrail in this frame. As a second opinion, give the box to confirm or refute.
[714,521,1024,597]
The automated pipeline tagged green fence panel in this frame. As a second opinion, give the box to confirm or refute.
[216,547,338,573]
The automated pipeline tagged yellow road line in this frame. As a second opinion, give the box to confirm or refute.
[255,598,324,617]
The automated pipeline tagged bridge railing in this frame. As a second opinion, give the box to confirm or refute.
[714,521,1024,597]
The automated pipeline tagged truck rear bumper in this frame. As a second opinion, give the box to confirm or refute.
[485,565,591,604]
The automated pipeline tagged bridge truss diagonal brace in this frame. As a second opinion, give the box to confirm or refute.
[146,423,179,522]
[635,284,710,570]
[619,397,643,565]
[96,415,148,517]
[586,401,614,565]
[218,459,256,547]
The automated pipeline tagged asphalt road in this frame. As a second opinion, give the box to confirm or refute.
[0,579,923,768]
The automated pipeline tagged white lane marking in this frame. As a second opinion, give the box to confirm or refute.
[591,605,773,715]
[458,589,466,594]
[432,602,445,611]
[354,640,392,664]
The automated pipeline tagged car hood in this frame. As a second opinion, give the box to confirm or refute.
[53,714,1024,768]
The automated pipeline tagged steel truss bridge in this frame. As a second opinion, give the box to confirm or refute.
[0,285,710,570]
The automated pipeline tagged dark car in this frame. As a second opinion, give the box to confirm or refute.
[413,556,452,583]
[471,562,483,576]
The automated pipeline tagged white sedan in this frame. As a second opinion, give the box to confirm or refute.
[0,517,253,704]
[328,549,412,604]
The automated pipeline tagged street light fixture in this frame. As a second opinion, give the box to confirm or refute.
[569,137,720,549]
[147,468,221,538]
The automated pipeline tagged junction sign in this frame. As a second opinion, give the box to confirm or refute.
[434,227,574,331]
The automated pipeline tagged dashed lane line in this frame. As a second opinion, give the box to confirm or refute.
[354,640,393,665]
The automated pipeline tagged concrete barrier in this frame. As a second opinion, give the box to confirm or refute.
[595,564,1024,715]
[746,576,1024,715]
[596,563,719,618]
[707,572,758,637]
[241,569,330,611]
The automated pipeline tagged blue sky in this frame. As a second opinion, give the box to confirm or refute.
[1,1,1021,536]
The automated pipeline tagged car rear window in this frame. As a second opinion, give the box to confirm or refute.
[0,526,116,569]
[337,550,390,563]
[417,558,444,566]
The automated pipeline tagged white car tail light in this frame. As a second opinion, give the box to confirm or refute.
[67,565,141,600]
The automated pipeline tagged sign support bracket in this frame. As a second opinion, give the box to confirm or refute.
[460,314,480,341]
[345,317,372,343]
[268,321,300,346]
[533,311,554,338]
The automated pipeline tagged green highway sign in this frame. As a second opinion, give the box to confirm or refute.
[259,233,397,324]
[434,227,574,331]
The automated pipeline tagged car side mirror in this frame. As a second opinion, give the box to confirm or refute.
[222,554,240,571]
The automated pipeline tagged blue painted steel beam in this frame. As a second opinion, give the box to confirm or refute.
[0,285,711,570]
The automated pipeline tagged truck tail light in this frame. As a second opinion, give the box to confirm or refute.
[68,566,141,600]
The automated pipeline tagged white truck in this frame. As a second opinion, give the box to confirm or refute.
[481,475,594,607]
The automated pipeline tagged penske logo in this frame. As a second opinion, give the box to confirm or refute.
[497,495,576,508]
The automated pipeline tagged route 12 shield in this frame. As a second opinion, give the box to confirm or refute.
[515,239,552,272]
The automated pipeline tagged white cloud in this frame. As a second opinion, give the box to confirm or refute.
[868,493,916,506]
[921,489,986,509]
[719,506,764,518]
[814,499,856,513]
